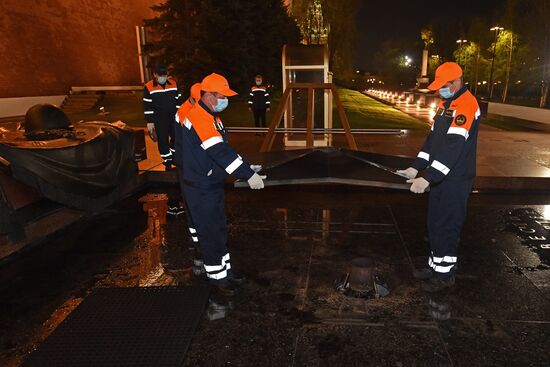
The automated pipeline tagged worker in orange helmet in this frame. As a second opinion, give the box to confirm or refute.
[397,62,481,292]
[176,73,265,297]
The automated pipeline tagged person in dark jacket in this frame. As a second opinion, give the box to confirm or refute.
[177,73,265,297]
[143,65,181,170]
[248,74,270,128]
[398,62,480,293]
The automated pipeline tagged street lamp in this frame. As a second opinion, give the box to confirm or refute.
[488,26,504,99]
[456,39,468,44]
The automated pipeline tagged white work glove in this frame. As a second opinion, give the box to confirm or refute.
[247,173,266,190]
[250,164,263,173]
[396,167,418,179]
[147,123,157,142]
[407,177,430,194]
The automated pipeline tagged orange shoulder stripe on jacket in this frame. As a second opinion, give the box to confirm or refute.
[449,91,480,132]
[176,100,194,125]
[185,104,222,143]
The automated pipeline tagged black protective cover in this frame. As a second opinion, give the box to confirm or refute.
[236,147,413,189]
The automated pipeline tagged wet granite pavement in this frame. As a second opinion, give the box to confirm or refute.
[1,186,550,366]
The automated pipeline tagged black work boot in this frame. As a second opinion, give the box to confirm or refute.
[421,275,455,293]
[163,160,175,171]
[212,280,239,297]
[413,267,433,280]
[228,271,247,286]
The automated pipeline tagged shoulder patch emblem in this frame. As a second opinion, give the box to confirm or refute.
[455,114,467,126]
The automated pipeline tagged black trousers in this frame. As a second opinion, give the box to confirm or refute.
[252,109,267,128]
[427,178,473,279]
[154,117,175,164]
[182,184,231,283]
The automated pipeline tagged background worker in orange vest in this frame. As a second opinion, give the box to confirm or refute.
[248,74,270,129]
[143,65,182,170]
[398,62,481,292]
[177,73,265,297]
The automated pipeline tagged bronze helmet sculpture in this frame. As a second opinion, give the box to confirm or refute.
[24,104,72,140]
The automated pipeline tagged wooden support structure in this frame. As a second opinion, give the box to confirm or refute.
[260,83,357,152]
[306,88,314,148]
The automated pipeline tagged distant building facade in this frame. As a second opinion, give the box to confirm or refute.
[0,0,160,98]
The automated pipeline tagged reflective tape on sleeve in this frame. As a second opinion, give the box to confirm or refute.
[431,160,450,175]
[201,136,224,150]
[417,151,430,161]
[225,157,243,174]
[448,126,469,139]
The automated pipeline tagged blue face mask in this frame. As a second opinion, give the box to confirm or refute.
[157,76,167,84]
[439,87,454,99]
[213,98,228,112]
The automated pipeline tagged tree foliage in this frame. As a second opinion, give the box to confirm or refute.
[411,0,550,105]
[144,0,300,94]
[421,27,434,50]
[373,40,418,89]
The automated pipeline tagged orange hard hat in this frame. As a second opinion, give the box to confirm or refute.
[428,62,463,90]
[190,83,202,101]
[201,73,237,97]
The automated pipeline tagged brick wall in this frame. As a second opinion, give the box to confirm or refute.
[0,0,160,98]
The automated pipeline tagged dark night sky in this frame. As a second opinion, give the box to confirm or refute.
[355,0,507,71]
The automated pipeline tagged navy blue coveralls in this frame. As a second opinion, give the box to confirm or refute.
[248,85,270,128]
[143,78,182,166]
[411,86,480,279]
[177,101,255,283]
